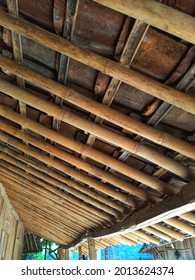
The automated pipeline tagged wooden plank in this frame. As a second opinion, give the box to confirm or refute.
[92,0,195,44]
[4,216,17,260]
[13,221,24,260]
[0,230,8,260]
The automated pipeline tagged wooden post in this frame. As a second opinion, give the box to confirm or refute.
[88,238,96,260]
[92,0,195,44]
[58,248,65,260]
[65,249,69,260]
[78,246,83,260]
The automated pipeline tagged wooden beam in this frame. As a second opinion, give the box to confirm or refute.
[0,12,194,114]
[92,0,195,44]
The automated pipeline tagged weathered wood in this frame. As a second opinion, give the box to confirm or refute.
[58,248,65,260]
[0,58,194,163]
[65,249,69,260]
[88,239,96,260]
[0,182,24,260]
[92,0,195,44]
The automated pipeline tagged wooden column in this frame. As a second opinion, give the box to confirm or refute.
[65,249,69,260]
[92,0,195,44]
[88,238,96,260]
[58,248,65,260]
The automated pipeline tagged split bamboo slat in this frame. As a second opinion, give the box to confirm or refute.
[0,172,110,228]
[0,168,113,223]
[5,187,91,234]
[0,158,121,218]
[92,0,195,44]
[0,103,193,183]
[0,63,194,164]
[0,131,137,206]
[2,181,108,240]
[0,150,124,213]
[0,11,194,113]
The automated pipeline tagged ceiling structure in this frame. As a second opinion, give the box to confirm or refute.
[0,0,195,253]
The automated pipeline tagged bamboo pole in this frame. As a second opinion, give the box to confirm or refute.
[0,62,194,163]
[0,155,121,217]
[125,233,150,244]
[151,224,184,241]
[0,12,194,113]
[0,104,193,183]
[92,0,195,44]
[133,230,160,245]
[143,226,172,242]
[0,109,179,196]
[0,167,113,223]
[180,213,195,224]
[165,218,195,236]
[0,151,123,213]
[0,131,136,206]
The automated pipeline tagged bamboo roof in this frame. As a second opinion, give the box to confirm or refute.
[0,0,195,251]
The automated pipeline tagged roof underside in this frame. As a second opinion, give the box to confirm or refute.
[0,0,195,251]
